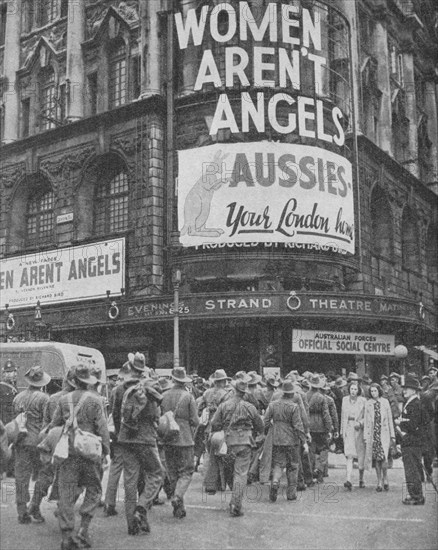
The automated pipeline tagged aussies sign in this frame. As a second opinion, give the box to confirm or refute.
[178,142,354,252]
[176,1,354,253]
[292,330,395,355]
[0,238,125,309]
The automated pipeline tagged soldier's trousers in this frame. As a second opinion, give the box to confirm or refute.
[228,445,251,511]
[57,455,102,533]
[309,432,329,478]
[164,446,194,502]
[15,445,41,516]
[402,445,424,501]
[30,455,54,509]
[104,443,124,508]
[121,443,162,531]
[298,444,313,486]
[272,445,299,499]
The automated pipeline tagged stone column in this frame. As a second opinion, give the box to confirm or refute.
[66,0,85,121]
[424,79,438,185]
[373,13,393,155]
[402,47,419,177]
[2,0,22,143]
[141,0,162,97]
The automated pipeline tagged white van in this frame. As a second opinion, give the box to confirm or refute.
[0,342,106,394]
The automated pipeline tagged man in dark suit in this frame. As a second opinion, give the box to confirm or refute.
[395,374,428,505]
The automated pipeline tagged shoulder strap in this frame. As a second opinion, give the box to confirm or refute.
[25,392,40,413]
[67,392,90,430]
[227,401,242,431]
[173,391,187,418]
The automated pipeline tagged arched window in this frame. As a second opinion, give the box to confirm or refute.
[426,226,438,281]
[401,207,419,270]
[94,162,129,235]
[26,187,54,248]
[109,39,127,109]
[39,66,56,130]
[370,187,393,259]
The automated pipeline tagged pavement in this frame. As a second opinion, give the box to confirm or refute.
[0,453,437,550]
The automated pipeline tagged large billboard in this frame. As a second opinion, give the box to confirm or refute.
[178,142,353,252]
[175,1,354,253]
[0,238,125,309]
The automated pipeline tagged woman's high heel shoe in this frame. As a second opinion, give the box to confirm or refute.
[359,480,365,488]
[376,486,383,492]
[383,483,389,491]
[344,481,352,491]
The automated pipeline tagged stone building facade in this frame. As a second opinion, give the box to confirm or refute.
[0,0,437,378]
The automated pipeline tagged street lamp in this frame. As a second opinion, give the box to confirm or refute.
[394,344,408,379]
[172,269,182,369]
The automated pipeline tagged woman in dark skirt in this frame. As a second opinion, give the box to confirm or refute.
[364,383,396,491]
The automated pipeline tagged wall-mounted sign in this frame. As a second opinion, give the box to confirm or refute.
[0,238,125,309]
[178,142,354,253]
[292,330,395,355]
[56,213,74,224]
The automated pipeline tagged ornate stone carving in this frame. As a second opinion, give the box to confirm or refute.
[39,146,95,180]
[116,1,139,23]
[111,131,141,157]
[86,3,109,39]
[0,162,26,189]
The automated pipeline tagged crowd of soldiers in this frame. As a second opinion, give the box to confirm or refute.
[0,356,437,550]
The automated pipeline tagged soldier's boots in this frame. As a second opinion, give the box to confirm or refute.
[133,506,150,534]
[171,496,186,519]
[77,515,92,548]
[28,504,45,523]
[269,482,279,502]
[229,504,244,517]
[103,505,118,517]
[18,512,32,524]
[60,531,80,550]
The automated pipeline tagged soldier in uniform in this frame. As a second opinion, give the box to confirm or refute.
[264,380,308,502]
[50,364,110,550]
[161,367,199,520]
[112,353,163,535]
[0,361,18,477]
[13,366,51,524]
[211,378,263,517]
[395,374,428,505]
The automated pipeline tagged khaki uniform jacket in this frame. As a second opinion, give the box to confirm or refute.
[13,389,49,447]
[211,396,263,446]
[161,386,199,447]
[51,389,110,456]
[307,389,333,433]
[264,397,306,446]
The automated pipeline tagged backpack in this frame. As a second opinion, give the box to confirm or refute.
[157,393,186,442]
[67,392,102,461]
[120,382,147,437]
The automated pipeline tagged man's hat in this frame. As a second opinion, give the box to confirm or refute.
[282,380,295,395]
[308,374,326,389]
[234,379,248,393]
[171,367,191,384]
[300,379,310,389]
[24,366,51,387]
[301,371,312,379]
[285,370,299,380]
[389,372,401,380]
[3,360,16,373]
[347,372,362,382]
[427,365,438,374]
[380,374,388,382]
[334,377,347,388]
[65,367,77,389]
[265,374,279,388]
[421,375,431,382]
[247,372,262,386]
[74,364,98,386]
[210,369,230,382]
[106,369,119,379]
[402,374,420,390]
[362,374,372,385]
[132,352,146,373]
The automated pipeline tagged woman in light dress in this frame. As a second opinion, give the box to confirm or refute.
[340,381,366,490]
[363,383,395,491]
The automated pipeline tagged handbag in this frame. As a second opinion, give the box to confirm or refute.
[158,393,186,441]
[67,393,102,462]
